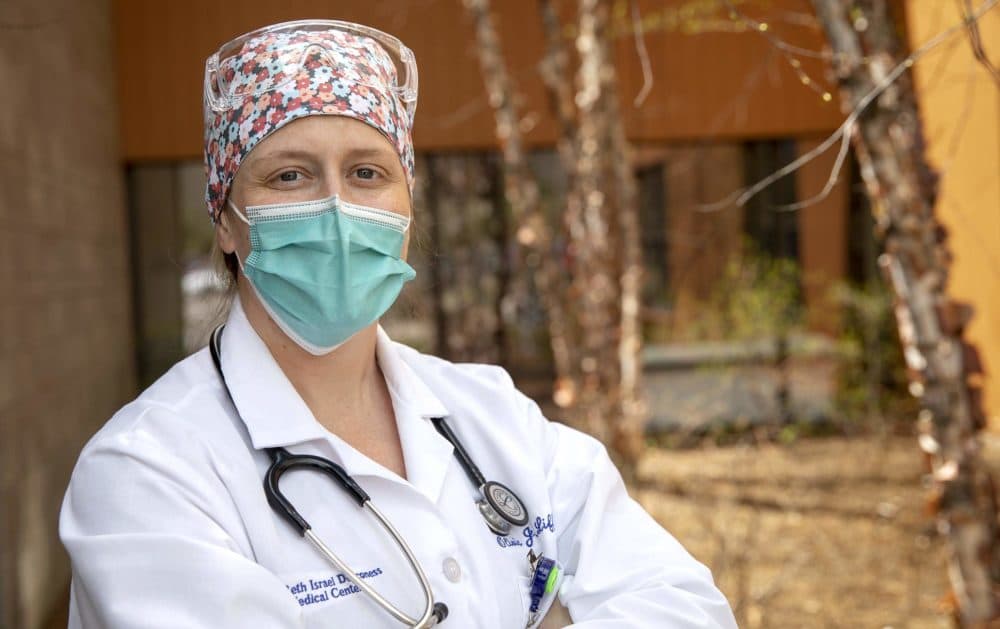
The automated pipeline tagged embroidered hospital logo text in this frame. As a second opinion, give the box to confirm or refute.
[285,567,384,607]
[496,513,554,549]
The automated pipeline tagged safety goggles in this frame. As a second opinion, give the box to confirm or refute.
[203,19,418,123]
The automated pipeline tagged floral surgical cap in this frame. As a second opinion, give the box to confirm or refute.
[203,27,415,222]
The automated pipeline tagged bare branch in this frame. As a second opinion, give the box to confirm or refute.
[699,0,1000,214]
[722,0,838,109]
[763,10,821,30]
[960,0,1000,88]
[720,1,831,60]
[775,119,853,212]
[630,0,653,106]
[941,58,980,175]
[538,0,579,153]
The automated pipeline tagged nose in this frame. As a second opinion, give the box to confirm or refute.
[321,170,344,201]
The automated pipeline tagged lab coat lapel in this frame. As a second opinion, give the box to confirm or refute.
[221,300,396,482]
[375,327,455,506]
[219,296,327,449]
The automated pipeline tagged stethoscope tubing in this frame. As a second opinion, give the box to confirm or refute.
[209,324,532,626]
[430,416,487,487]
[263,447,437,627]
[302,503,437,627]
[210,326,443,627]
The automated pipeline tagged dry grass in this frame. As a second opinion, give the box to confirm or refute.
[633,435,953,628]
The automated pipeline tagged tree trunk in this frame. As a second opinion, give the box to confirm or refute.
[423,154,505,363]
[602,5,647,464]
[572,0,646,464]
[466,0,647,470]
[812,1,1000,624]
[570,0,621,447]
[462,0,573,380]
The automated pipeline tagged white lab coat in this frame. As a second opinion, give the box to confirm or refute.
[60,297,736,628]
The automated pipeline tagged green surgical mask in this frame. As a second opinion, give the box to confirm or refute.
[229,195,416,355]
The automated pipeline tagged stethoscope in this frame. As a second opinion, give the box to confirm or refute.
[209,325,531,628]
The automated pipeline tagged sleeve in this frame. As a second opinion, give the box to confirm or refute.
[523,394,737,628]
[59,412,305,629]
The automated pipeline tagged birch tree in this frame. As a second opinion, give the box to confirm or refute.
[463,0,647,470]
[809,1,1000,624]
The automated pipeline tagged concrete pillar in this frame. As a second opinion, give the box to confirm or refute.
[0,1,136,626]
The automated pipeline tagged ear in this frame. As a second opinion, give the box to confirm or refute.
[215,206,240,255]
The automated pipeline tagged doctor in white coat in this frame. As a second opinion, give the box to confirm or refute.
[60,18,737,629]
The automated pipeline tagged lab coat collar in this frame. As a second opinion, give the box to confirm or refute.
[219,297,455,504]
[219,296,328,449]
[375,325,455,504]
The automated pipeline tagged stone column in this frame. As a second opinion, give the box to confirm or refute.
[0,1,136,627]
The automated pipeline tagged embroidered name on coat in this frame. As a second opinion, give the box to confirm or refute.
[496,513,555,549]
[284,568,384,608]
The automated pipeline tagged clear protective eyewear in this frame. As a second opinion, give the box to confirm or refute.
[204,19,418,123]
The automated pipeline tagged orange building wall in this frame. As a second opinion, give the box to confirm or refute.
[796,137,849,335]
[905,2,1000,425]
[114,0,844,160]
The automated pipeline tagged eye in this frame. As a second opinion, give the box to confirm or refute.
[277,171,301,182]
[355,167,378,180]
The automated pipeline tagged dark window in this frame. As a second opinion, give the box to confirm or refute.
[637,163,669,304]
[742,139,800,260]
[846,154,880,284]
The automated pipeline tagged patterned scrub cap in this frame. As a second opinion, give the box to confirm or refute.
[203,24,416,222]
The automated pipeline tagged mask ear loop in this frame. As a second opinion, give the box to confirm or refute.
[225,199,251,273]
[227,199,252,225]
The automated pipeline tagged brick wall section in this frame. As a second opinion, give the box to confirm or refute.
[0,1,135,627]
[665,144,745,330]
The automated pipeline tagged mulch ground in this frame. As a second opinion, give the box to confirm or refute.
[632,434,965,628]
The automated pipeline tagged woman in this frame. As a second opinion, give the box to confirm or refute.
[60,19,736,628]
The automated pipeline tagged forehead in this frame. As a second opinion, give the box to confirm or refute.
[245,115,399,164]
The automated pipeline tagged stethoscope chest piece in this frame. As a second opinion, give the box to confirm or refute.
[479,481,529,535]
[429,417,531,537]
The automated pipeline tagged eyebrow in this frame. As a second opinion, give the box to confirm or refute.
[248,146,397,166]
[248,149,318,164]
[343,146,397,162]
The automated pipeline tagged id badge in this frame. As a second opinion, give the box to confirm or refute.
[526,550,563,628]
